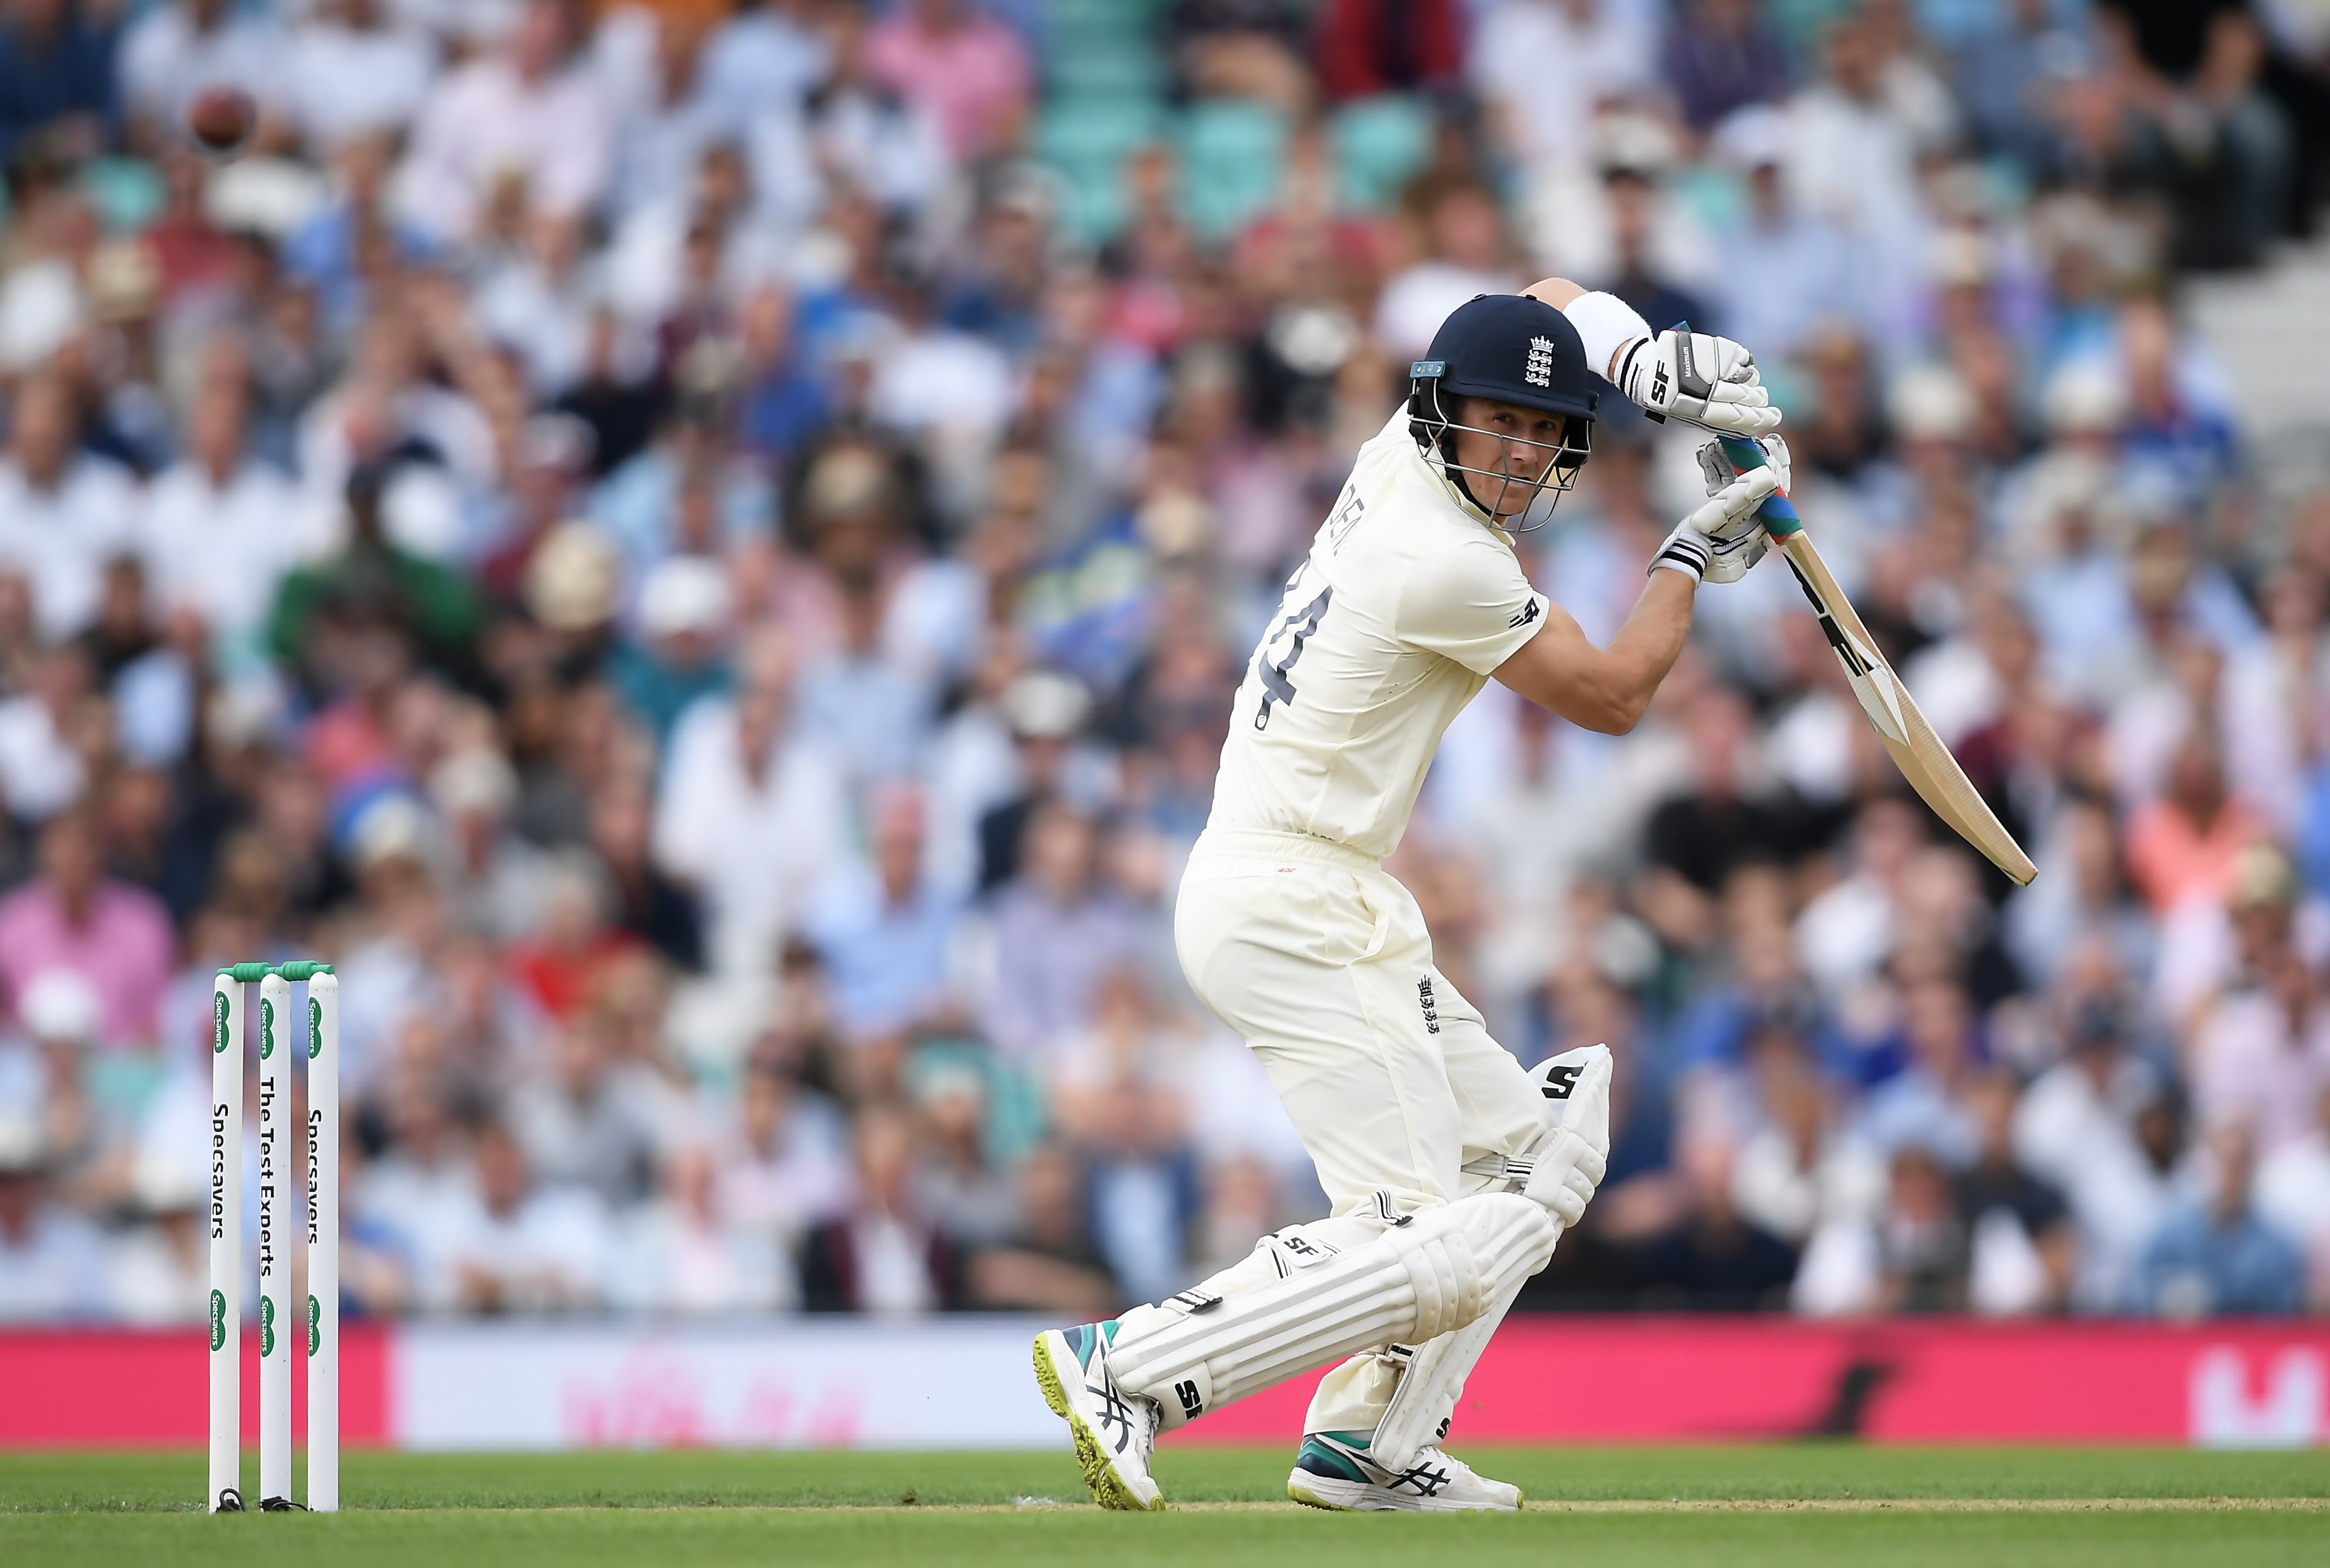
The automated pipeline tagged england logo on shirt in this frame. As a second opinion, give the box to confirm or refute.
[1524,336,1555,388]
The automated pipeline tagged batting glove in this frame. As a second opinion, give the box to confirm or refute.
[1698,432,1791,497]
[1649,466,1780,585]
[1522,1130,1608,1228]
[1614,328,1781,437]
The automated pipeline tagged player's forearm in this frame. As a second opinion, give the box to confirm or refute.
[1583,570,1695,733]
[1494,572,1693,735]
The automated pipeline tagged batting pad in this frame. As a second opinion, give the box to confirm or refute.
[1365,1274,1524,1471]
[1367,1044,1613,1470]
[1106,1192,1557,1430]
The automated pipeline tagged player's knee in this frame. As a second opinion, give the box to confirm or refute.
[1387,1193,1555,1339]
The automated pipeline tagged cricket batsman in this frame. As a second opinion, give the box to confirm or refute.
[1034,282,1785,1511]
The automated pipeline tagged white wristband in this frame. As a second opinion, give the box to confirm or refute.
[1648,527,1708,583]
[1562,291,1653,383]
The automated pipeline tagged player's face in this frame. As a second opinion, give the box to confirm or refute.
[1449,397,1571,517]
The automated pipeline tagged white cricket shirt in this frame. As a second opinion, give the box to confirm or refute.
[1204,411,1553,860]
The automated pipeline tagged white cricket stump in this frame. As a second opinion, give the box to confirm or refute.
[208,961,337,1515]
[298,966,340,1512]
[206,967,252,1513]
[256,970,292,1509]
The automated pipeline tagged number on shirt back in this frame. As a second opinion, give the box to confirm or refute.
[1253,569,1333,731]
[1325,485,1365,552]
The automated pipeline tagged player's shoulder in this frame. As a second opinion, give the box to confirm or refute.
[1339,412,1478,553]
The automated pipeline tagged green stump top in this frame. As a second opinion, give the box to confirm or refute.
[215,962,336,983]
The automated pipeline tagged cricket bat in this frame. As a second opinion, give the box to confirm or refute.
[1718,436,2038,886]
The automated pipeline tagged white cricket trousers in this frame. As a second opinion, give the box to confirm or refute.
[1172,826,1543,1435]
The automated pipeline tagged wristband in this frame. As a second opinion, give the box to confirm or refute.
[1649,528,1708,583]
[1562,291,1653,383]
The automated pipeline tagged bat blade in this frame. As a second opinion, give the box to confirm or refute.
[1712,431,2035,884]
[1777,531,2038,886]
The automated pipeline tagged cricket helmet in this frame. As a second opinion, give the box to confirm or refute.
[1408,293,1597,530]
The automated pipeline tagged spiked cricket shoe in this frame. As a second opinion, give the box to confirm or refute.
[1287,1432,1521,1512]
[1033,1322,1164,1511]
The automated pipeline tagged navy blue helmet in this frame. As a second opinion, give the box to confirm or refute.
[1408,293,1597,529]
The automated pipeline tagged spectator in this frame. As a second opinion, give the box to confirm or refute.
[588,776,705,974]
[1856,976,1986,1166]
[2255,1084,2330,1306]
[284,0,440,157]
[734,286,831,464]
[13,969,98,1155]
[799,5,951,222]
[138,343,308,649]
[1662,0,1789,133]
[716,1045,854,1246]
[0,642,94,824]
[2012,994,2185,1296]
[2004,803,2157,990]
[1785,14,1931,329]
[1050,969,1199,1304]
[396,0,611,244]
[592,397,774,586]
[1953,0,2092,168]
[1596,162,1713,346]
[117,0,288,152]
[1629,1130,1800,1310]
[2125,734,2266,915]
[1469,0,1658,173]
[1312,0,1464,104]
[805,786,961,1041]
[609,1147,794,1314]
[801,1103,964,1314]
[966,1141,1119,1313]
[696,0,830,131]
[0,1114,105,1321]
[1954,1073,2077,1314]
[980,801,1150,1061]
[501,853,630,1023]
[105,1132,208,1326]
[2095,0,2292,268]
[2188,936,2330,1156]
[266,461,485,685]
[651,625,847,975]
[862,0,1034,166]
[2137,1123,2306,1316]
[424,1116,613,1313]
[1372,180,1518,362]
[1729,1039,1883,1247]
[505,1008,667,1209]
[0,810,174,1048]
[910,1050,1020,1248]
[0,371,139,643]
[1707,106,1869,365]
[0,0,117,164]
[1875,1144,1970,1312]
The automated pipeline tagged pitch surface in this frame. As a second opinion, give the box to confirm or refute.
[5,1447,2326,1566]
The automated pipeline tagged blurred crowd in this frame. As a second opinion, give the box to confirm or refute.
[2,0,2330,1329]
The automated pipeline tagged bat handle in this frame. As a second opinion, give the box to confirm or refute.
[1715,435,1802,539]
[1664,325,1802,536]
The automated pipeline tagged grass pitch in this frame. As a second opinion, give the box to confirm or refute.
[3,1446,2325,1567]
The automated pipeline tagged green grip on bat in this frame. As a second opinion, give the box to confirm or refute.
[1717,436,1802,539]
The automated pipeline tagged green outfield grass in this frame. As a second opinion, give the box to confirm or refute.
[4,1447,2327,1568]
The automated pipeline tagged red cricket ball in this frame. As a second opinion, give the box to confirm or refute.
[186,87,256,158]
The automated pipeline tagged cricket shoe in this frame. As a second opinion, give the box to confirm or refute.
[1033,1322,1164,1511]
[1287,1432,1521,1512]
